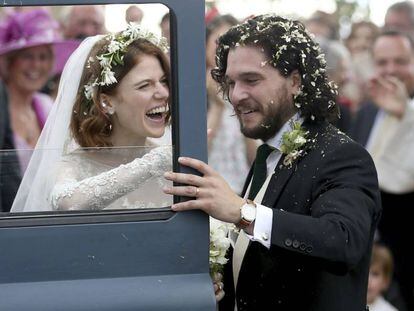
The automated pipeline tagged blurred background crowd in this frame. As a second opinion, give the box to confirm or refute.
[1,1,414,310]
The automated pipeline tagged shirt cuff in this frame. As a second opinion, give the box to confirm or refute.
[245,203,273,249]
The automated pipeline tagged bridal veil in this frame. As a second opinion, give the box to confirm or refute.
[11,36,104,212]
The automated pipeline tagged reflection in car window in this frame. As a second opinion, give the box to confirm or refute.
[0,8,173,214]
[4,145,172,212]
[50,145,172,211]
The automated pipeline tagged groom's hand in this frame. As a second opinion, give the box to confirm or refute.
[212,272,225,302]
[163,156,244,224]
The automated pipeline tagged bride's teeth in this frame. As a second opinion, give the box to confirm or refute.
[147,106,169,115]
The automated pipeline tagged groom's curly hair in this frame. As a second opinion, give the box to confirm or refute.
[211,15,339,123]
[70,37,171,147]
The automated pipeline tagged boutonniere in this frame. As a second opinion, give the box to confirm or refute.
[280,121,308,168]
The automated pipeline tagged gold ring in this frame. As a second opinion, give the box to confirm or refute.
[218,284,223,291]
[195,187,200,197]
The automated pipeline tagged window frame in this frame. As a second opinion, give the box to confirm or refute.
[0,0,207,224]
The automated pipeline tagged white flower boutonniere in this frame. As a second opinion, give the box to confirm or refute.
[209,218,233,277]
[280,121,308,168]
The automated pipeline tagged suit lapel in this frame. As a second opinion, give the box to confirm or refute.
[261,154,294,208]
[261,120,320,208]
[240,149,293,206]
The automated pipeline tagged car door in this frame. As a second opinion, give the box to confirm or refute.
[0,0,212,310]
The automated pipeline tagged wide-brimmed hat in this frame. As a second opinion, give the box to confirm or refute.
[0,9,81,75]
[0,9,65,55]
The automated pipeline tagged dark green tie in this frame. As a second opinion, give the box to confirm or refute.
[248,144,274,200]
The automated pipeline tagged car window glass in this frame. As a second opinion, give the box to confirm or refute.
[0,4,173,216]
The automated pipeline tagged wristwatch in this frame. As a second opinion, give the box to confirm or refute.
[236,199,257,229]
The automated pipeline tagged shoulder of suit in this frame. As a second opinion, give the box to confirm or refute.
[306,122,354,150]
[301,122,372,165]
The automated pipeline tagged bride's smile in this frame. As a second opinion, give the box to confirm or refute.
[104,54,170,147]
[145,104,169,123]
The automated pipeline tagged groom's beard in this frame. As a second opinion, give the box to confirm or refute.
[237,93,295,142]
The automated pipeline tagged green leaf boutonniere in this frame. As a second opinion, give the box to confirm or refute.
[280,121,308,167]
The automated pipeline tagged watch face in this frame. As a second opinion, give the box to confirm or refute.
[242,203,256,222]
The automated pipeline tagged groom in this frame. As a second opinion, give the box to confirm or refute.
[164,15,381,311]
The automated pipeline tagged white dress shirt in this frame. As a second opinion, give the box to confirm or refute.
[366,99,414,193]
[368,296,398,311]
[246,114,302,248]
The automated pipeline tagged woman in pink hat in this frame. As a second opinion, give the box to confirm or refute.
[0,9,66,173]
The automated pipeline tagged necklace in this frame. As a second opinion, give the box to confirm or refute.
[10,106,40,147]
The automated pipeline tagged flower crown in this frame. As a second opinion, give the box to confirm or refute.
[83,23,169,101]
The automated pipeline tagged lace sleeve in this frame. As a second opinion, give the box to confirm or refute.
[50,146,171,211]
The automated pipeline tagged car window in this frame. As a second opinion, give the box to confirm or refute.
[4,145,173,213]
[0,3,179,216]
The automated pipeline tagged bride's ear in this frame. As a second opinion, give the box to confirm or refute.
[99,93,115,115]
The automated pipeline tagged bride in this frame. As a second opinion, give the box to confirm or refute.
[11,24,172,212]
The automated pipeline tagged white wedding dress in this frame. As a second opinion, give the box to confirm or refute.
[50,146,172,211]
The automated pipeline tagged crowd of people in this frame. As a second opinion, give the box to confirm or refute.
[203,5,414,308]
[0,1,413,310]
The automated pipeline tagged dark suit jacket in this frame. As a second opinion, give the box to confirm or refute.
[0,81,21,212]
[349,102,378,147]
[219,121,381,311]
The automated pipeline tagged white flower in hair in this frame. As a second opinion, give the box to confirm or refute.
[123,23,142,40]
[97,55,112,68]
[101,68,117,85]
[86,56,95,68]
[107,40,123,54]
[84,84,94,100]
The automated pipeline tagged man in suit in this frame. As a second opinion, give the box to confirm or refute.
[350,30,414,310]
[0,81,21,212]
[164,15,381,310]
